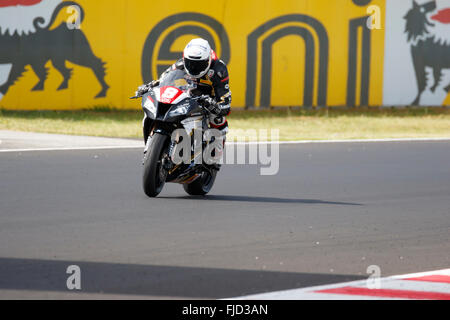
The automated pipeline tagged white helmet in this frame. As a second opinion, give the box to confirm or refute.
[183,38,212,78]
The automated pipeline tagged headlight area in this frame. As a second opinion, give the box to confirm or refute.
[168,105,189,117]
[144,96,157,117]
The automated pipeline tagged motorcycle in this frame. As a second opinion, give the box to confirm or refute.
[130,69,222,198]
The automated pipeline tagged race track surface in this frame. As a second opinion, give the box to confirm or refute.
[0,141,449,299]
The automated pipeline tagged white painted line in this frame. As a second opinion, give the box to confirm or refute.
[0,145,142,153]
[1,137,450,153]
[358,279,450,294]
[225,279,371,300]
[231,137,450,145]
[390,268,450,279]
[234,291,401,300]
[227,268,450,300]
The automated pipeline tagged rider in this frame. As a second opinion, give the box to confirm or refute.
[138,38,232,148]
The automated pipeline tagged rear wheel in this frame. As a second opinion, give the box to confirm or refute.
[143,133,169,198]
[183,169,217,196]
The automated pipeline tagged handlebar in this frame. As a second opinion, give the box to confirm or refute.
[193,95,210,101]
[129,86,153,100]
[130,90,210,101]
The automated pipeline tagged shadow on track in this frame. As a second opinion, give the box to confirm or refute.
[159,195,362,206]
[0,257,365,299]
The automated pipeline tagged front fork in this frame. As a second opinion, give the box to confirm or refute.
[143,116,153,145]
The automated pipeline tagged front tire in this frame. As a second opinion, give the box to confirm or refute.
[183,169,217,196]
[143,133,169,198]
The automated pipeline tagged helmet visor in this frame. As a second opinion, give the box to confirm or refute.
[184,58,209,77]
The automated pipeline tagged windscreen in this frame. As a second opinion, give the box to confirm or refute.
[158,69,196,92]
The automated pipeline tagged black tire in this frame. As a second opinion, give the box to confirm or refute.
[143,133,169,198]
[183,169,217,196]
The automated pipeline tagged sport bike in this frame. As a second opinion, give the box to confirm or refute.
[131,69,222,198]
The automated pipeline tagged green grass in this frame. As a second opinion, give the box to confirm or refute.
[1,107,449,141]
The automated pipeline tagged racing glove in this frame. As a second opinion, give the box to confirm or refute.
[136,80,160,96]
[200,97,221,116]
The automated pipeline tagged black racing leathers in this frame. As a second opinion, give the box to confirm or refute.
[142,53,231,143]
[160,55,231,131]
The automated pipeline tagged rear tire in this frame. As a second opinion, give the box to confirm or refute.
[143,133,169,198]
[183,169,217,196]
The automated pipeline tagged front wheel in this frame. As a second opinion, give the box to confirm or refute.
[183,169,217,196]
[143,133,169,198]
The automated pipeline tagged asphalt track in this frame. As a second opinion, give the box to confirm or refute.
[0,139,449,299]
